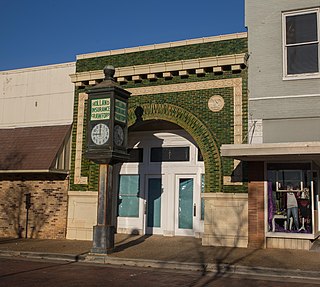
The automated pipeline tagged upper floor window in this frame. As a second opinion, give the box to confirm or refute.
[283,9,319,79]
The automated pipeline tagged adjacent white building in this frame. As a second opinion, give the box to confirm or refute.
[222,0,320,249]
[0,62,75,128]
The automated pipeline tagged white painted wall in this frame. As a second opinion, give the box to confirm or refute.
[245,0,320,143]
[0,62,75,128]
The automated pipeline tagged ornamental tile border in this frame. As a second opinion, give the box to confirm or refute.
[73,78,243,187]
[74,92,88,185]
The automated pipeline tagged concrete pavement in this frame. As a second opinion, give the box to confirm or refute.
[0,234,319,279]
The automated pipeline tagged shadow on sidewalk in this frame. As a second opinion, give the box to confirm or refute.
[0,238,21,245]
[188,203,265,287]
[112,234,152,254]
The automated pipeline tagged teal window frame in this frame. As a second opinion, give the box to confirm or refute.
[118,175,140,218]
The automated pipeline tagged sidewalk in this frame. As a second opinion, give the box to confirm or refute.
[0,235,319,279]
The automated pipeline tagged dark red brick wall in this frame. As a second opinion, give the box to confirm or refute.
[248,161,265,248]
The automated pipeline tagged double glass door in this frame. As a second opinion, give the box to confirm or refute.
[144,175,199,236]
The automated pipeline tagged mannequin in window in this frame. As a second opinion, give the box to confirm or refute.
[287,187,299,231]
[298,188,310,232]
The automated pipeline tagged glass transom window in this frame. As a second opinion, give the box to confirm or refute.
[150,147,190,162]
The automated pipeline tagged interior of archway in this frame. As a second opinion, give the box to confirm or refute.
[116,120,205,238]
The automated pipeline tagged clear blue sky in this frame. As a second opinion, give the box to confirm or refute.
[0,0,246,71]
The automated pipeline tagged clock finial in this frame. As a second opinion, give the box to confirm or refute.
[103,65,115,81]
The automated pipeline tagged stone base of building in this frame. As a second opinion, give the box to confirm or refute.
[66,226,93,241]
[66,191,97,240]
[266,237,313,250]
[202,192,248,248]
[67,190,248,246]
[202,235,248,247]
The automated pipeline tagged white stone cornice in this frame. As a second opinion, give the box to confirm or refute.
[76,32,247,60]
[70,53,247,85]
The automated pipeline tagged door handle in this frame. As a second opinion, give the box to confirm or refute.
[193,203,196,217]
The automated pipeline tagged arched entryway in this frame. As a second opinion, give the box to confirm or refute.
[128,103,222,193]
[116,103,222,237]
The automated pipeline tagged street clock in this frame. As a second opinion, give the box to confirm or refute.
[86,65,131,164]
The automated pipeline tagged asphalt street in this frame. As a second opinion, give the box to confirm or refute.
[1,257,319,287]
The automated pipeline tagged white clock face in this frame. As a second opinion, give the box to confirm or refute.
[91,123,109,145]
[114,125,124,146]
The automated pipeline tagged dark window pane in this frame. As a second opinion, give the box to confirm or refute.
[150,148,163,162]
[127,148,143,162]
[198,148,203,161]
[169,147,189,161]
[286,13,317,44]
[287,44,319,74]
[150,147,190,162]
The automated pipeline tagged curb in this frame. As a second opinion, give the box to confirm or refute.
[84,253,320,280]
[1,250,320,281]
[86,254,207,271]
[0,250,86,262]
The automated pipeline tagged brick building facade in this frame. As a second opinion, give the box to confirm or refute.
[67,33,249,247]
[0,63,75,239]
[0,34,249,247]
[0,173,68,239]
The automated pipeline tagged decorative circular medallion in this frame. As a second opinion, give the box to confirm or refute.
[208,95,225,112]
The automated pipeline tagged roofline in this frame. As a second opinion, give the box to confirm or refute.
[77,32,248,61]
[0,169,69,175]
[0,62,75,74]
[0,122,73,130]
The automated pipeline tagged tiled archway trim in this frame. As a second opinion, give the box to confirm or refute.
[128,103,221,193]
[73,78,243,190]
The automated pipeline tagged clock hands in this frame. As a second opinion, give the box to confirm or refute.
[91,123,109,145]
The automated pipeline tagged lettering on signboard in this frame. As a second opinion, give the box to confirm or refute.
[115,99,127,123]
[91,98,110,120]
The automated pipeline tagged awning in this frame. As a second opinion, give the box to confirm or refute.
[221,142,320,162]
[0,125,71,173]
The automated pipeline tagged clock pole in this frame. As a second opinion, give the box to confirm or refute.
[85,65,131,254]
[92,164,114,252]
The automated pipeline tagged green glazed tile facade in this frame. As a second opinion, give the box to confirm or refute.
[76,38,247,72]
[70,37,248,194]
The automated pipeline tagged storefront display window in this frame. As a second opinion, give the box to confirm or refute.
[267,163,316,235]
